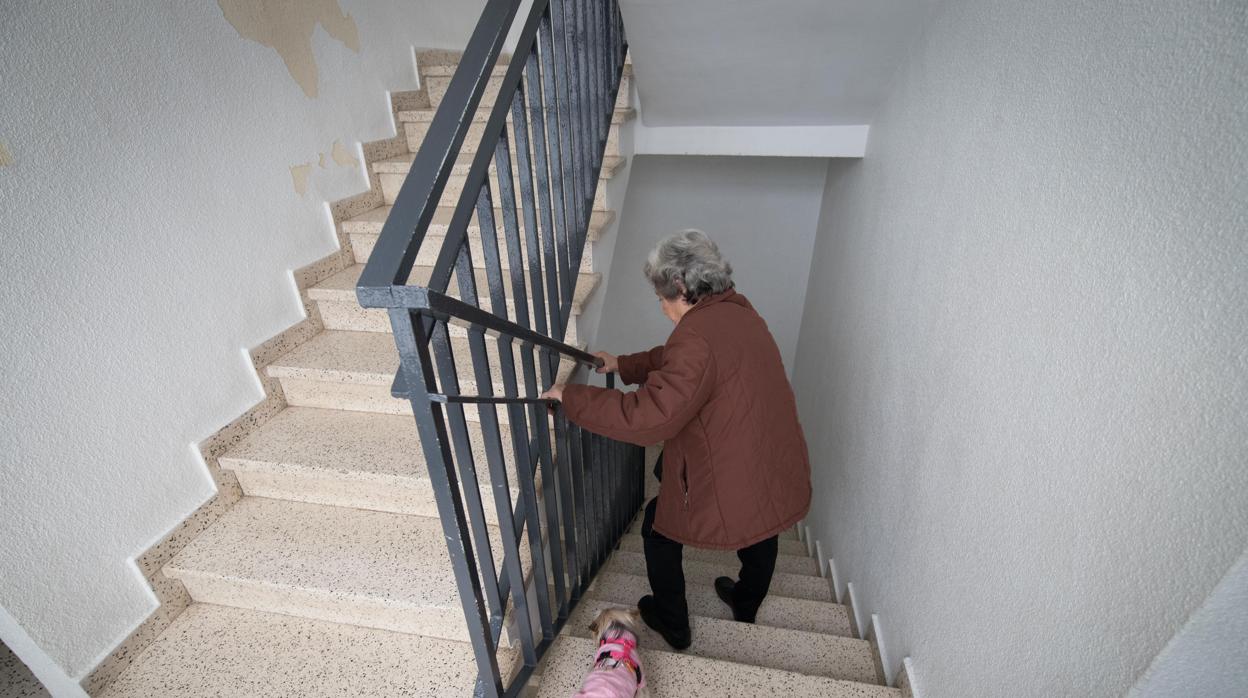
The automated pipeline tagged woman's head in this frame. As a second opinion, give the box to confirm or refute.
[643,229,734,307]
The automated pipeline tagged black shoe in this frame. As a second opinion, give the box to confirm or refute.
[714,577,755,623]
[637,595,691,650]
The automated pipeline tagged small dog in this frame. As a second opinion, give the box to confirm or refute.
[574,607,649,698]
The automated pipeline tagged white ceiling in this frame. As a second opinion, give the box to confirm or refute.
[619,0,935,127]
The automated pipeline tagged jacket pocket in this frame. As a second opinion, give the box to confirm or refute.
[679,457,690,511]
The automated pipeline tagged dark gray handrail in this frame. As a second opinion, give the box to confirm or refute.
[355,1,633,695]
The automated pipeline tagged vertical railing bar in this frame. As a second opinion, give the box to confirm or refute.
[492,102,531,333]
[575,0,593,219]
[509,58,550,340]
[579,427,598,578]
[537,9,571,336]
[506,400,556,642]
[550,0,579,317]
[390,307,503,696]
[593,0,605,150]
[567,421,590,591]
[455,230,558,650]
[428,320,509,640]
[474,181,511,328]
[552,407,582,601]
[531,403,569,618]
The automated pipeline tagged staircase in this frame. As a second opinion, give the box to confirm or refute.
[93,2,907,696]
[94,45,634,698]
[523,461,901,698]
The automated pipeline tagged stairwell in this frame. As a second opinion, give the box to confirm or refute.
[91,45,906,698]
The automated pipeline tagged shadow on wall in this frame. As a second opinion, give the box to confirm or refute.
[593,154,829,375]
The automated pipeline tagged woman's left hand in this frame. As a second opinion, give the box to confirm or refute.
[540,384,565,403]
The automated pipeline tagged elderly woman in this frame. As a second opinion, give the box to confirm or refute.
[541,229,811,649]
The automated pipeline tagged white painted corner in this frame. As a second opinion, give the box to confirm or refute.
[845,581,866,640]
[871,613,896,686]
[828,556,843,603]
[901,657,921,697]
[814,539,826,578]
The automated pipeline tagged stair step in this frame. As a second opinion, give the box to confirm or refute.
[424,72,632,112]
[345,205,611,275]
[534,635,898,698]
[97,604,516,697]
[604,550,832,603]
[585,571,853,637]
[404,109,624,158]
[616,534,819,576]
[376,150,622,207]
[419,62,634,79]
[164,497,514,642]
[372,151,625,176]
[218,406,524,520]
[267,330,579,419]
[566,598,879,684]
[310,263,597,335]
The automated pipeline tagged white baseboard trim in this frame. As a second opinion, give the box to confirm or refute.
[869,613,896,686]
[804,528,919,694]
[898,656,921,698]
[844,581,866,640]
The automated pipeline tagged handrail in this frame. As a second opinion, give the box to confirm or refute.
[355,0,633,695]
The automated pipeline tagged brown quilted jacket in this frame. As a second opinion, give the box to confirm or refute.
[561,289,811,549]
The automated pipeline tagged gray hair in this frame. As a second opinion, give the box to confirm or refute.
[643,229,734,303]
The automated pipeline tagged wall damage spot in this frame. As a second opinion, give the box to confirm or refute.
[0,142,12,167]
[218,0,361,98]
[290,163,313,195]
[318,152,328,168]
[330,140,358,168]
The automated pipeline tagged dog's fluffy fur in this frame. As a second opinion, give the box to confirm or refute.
[575,607,650,698]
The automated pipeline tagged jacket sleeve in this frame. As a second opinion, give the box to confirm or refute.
[562,331,715,446]
[616,345,665,386]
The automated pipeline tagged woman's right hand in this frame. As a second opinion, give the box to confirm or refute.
[592,351,618,374]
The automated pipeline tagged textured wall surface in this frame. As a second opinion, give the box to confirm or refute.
[0,0,481,682]
[618,0,933,126]
[791,1,1248,696]
[593,155,827,374]
[1130,547,1248,697]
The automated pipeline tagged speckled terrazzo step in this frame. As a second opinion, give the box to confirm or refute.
[218,406,535,522]
[604,550,833,603]
[97,604,519,698]
[164,497,526,643]
[375,151,624,207]
[616,534,820,576]
[267,330,580,418]
[585,571,853,637]
[309,263,597,335]
[566,598,879,684]
[534,635,899,698]
[344,205,612,272]
[422,71,632,120]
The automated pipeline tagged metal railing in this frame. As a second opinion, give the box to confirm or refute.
[356,0,635,695]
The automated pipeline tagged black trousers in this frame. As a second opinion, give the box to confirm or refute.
[641,496,779,626]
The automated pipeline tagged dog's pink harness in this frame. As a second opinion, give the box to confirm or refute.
[574,632,645,697]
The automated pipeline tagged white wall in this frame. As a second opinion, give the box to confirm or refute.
[791,2,1248,697]
[618,0,933,126]
[0,0,482,682]
[592,155,827,375]
[1129,547,1248,697]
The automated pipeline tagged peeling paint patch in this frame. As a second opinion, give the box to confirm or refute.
[0,143,12,167]
[331,140,358,168]
[290,163,313,195]
[218,0,361,98]
[318,152,328,169]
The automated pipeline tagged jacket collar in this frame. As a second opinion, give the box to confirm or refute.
[684,287,740,318]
